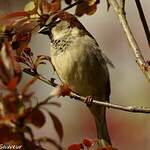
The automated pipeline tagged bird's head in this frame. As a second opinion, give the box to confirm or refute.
[38,12,86,40]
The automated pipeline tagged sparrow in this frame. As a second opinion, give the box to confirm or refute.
[39,11,113,147]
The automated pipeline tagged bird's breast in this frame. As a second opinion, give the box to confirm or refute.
[50,35,108,98]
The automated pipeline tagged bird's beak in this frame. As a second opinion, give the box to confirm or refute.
[38,26,49,35]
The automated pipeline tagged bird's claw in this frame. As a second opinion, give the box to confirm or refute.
[84,96,93,107]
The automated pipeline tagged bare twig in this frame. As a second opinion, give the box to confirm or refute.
[134,0,150,47]
[61,0,83,12]
[108,0,150,81]
[23,68,57,87]
[120,0,125,11]
[23,69,150,114]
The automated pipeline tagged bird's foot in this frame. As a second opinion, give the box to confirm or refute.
[59,84,72,96]
[50,84,72,97]
[92,139,117,150]
[84,96,93,107]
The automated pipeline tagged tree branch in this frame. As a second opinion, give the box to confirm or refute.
[108,0,150,81]
[134,0,150,48]
[23,69,150,114]
[62,0,84,12]
[23,68,57,87]
[120,0,125,12]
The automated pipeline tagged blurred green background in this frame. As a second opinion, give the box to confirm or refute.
[0,0,150,149]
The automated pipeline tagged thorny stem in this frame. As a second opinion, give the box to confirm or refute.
[23,69,150,114]
[108,0,150,81]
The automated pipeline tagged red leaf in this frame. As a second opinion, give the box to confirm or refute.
[12,33,31,53]
[2,11,28,19]
[0,11,28,25]
[75,1,89,17]
[59,84,72,96]
[5,41,22,75]
[3,94,18,113]
[68,144,83,150]
[17,32,31,42]
[0,113,18,122]
[24,48,33,57]
[48,111,63,141]
[49,0,61,12]
[7,76,19,90]
[0,125,20,143]
[14,56,26,63]
[83,138,92,147]
[13,18,38,37]
[75,0,98,17]
[40,0,61,14]
[86,4,97,15]
[0,41,21,87]
[27,108,46,128]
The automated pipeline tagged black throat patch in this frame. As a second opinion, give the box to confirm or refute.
[51,37,73,52]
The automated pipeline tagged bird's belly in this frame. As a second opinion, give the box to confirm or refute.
[51,47,107,99]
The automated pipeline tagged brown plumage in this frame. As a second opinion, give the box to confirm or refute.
[39,11,113,147]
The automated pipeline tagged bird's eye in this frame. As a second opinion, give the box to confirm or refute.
[55,18,61,23]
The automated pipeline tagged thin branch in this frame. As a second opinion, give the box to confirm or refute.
[61,0,83,12]
[134,0,150,48]
[120,0,125,12]
[108,0,150,81]
[71,92,150,113]
[23,68,57,87]
[23,69,150,114]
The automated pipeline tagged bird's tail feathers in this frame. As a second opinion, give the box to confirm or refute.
[90,104,111,147]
